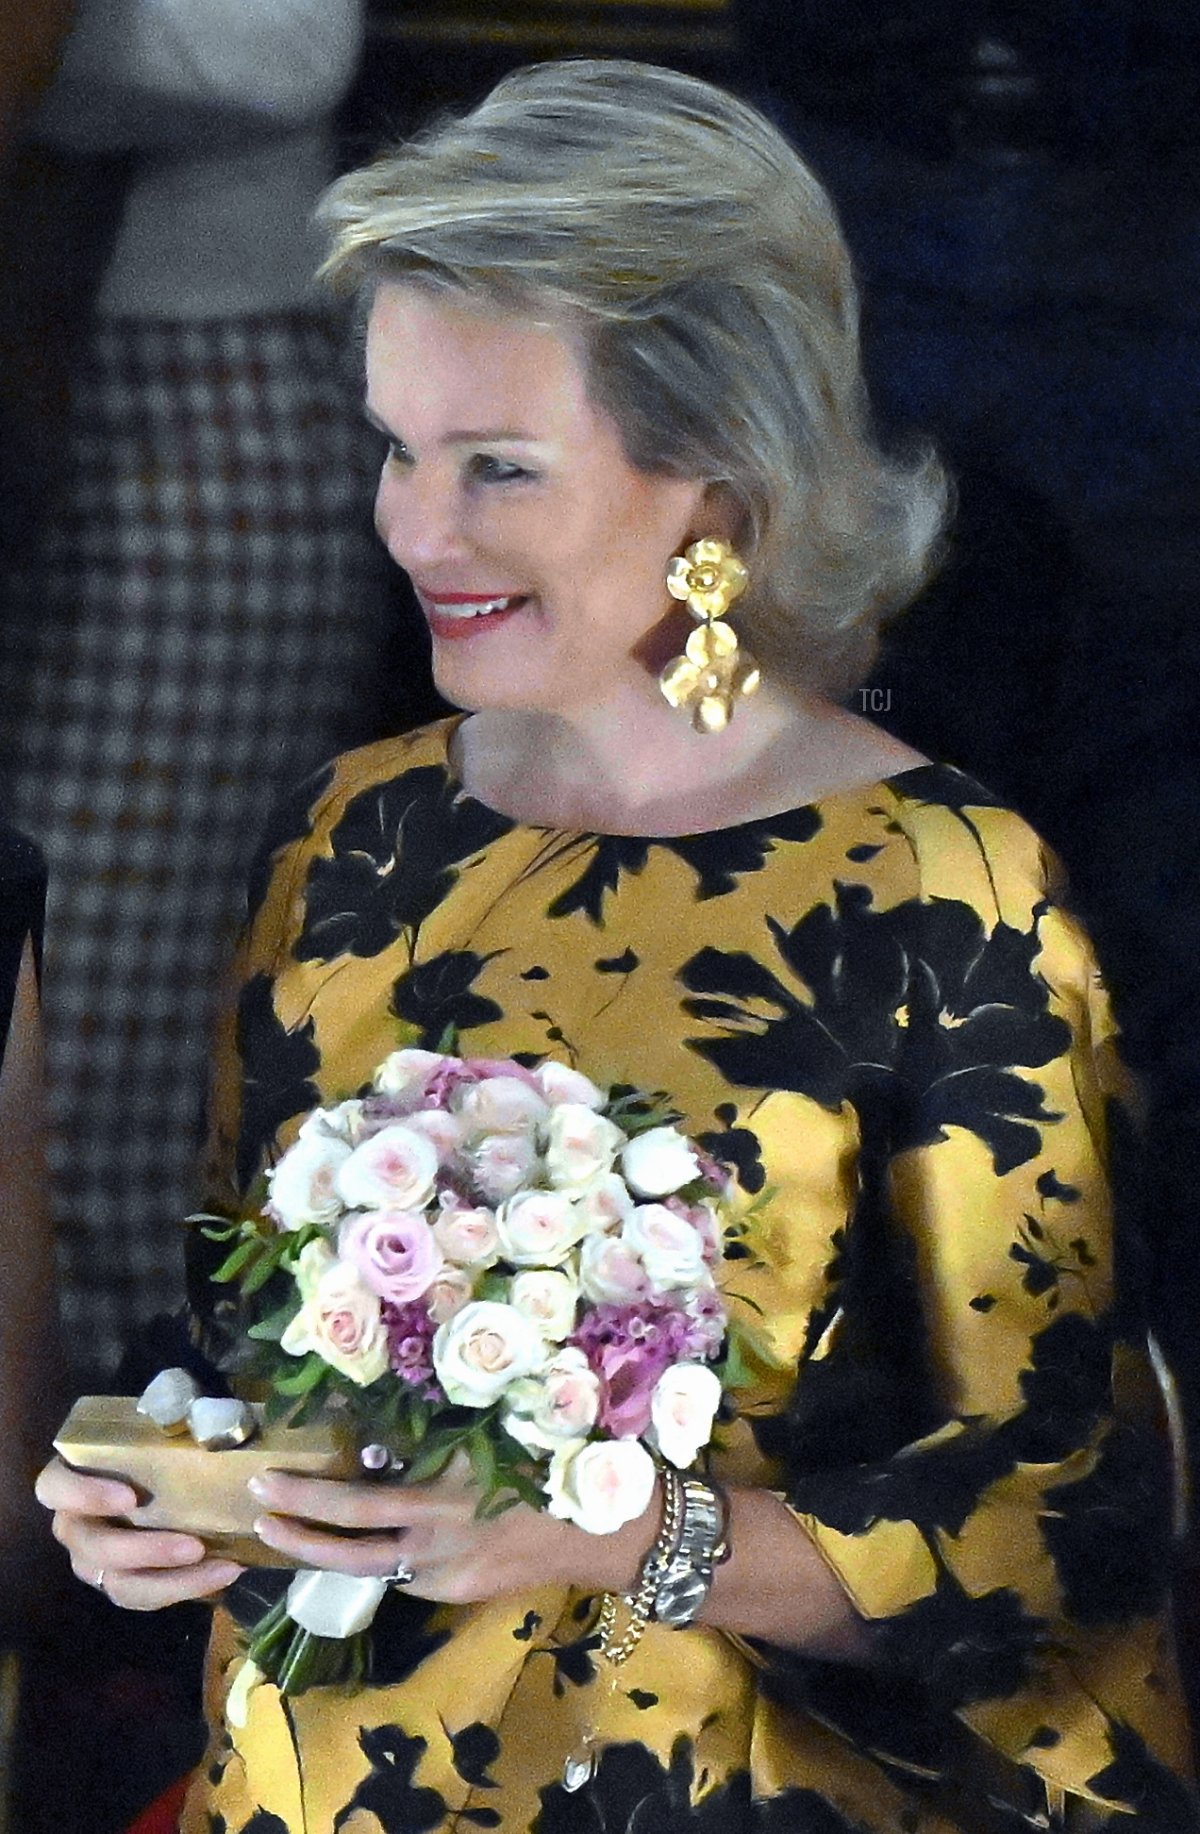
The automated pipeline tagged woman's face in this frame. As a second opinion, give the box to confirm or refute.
[366,284,711,718]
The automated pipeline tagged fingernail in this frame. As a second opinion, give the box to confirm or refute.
[247,1476,268,1498]
[252,1516,279,1543]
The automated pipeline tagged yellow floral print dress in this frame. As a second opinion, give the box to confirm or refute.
[183,717,1195,1834]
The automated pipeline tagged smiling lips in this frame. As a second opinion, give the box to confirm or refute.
[420,591,529,640]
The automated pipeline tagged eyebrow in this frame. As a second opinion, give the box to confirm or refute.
[364,408,539,446]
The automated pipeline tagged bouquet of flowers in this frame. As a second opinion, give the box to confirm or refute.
[199,1044,749,1699]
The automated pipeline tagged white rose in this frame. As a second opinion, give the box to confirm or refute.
[433,1199,500,1268]
[545,1437,657,1535]
[372,1048,450,1101]
[534,1062,606,1109]
[573,1172,635,1237]
[503,1348,601,1453]
[280,1251,389,1386]
[432,1300,546,1407]
[469,1132,538,1202]
[402,1108,465,1164]
[496,1190,587,1267]
[267,1134,352,1231]
[621,1204,709,1291]
[456,1076,549,1138]
[543,1105,627,1190]
[509,1268,579,1340]
[335,1123,438,1212]
[298,1099,367,1148]
[577,1232,651,1305]
[649,1362,723,1468]
[621,1126,700,1197]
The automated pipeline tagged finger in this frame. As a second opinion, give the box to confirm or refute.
[248,1472,434,1532]
[102,1559,245,1612]
[55,1516,208,1574]
[252,1511,422,1579]
[36,1457,138,1517]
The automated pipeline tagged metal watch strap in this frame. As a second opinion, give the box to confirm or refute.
[650,1475,728,1628]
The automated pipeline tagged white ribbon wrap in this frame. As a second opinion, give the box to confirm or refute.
[285,1569,388,1638]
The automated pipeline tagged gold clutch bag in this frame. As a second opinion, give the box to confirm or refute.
[54,1395,359,1567]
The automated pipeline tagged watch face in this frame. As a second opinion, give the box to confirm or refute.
[656,1570,708,1628]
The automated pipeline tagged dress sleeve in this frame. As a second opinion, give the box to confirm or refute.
[768,794,1185,1805]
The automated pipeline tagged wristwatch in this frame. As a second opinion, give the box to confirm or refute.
[650,1476,729,1628]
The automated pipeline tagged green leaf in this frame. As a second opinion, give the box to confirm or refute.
[404,1439,455,1483]
[212,1236,264,1282]
[274,1353,328,1397]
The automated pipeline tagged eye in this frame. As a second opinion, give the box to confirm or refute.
[382,437,412,470]
[467,453,534,486]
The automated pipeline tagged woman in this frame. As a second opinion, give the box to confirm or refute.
[38,60,1195,1833]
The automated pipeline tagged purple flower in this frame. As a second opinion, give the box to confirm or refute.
[571,1298,724,1438]
[381,1299,443,1400]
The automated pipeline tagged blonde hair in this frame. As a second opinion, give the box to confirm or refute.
[319,59,948,695]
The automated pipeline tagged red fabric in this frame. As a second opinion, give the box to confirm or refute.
[124,1776,189,1834]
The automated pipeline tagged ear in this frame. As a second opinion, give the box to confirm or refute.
[686,481,746,549]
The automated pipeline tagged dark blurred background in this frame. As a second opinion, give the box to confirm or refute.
[2,2,1199,1827]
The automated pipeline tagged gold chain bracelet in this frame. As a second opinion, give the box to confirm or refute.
[594,1463,683,1665]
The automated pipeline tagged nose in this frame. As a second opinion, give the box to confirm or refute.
[374,461,468,575]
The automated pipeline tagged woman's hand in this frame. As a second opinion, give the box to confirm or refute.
[35,1455,245,1610]
[248,1452,657,1606]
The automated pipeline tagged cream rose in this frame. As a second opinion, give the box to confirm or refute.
[425,1266,474,1325]
[456,1075,549,1138]
[509,1268,579,1340]
[649,1362,723,1468]
[534,1061,606,1110]
[621,1203,709,1291]
[432,1300,546,1406]
[545,1437,657,1535]
[335,1123,438,1212]
[372,1047,450,1101]
[495,1190,587,1267]
[297,1099,367,1148]
[573,1172,635,1236]
[620,1125,700,1197]
[267,1134,352,1231]
[433,1200,500,1269]
[503,1348,601,1454]
[280,1250,389,1386]
[577,1232,651,1305]
[543,1104,627,1189]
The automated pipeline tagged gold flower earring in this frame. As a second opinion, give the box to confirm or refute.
[658,539,760,734]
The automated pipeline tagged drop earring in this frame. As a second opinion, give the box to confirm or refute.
[658,539,760,734]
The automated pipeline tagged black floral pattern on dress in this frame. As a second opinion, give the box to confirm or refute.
[546,808,823,925]
[294,766,513,962]
[535,1737,870,1833]
[333,1725,448,1832]
[682,885,1071,1174]
[244,759,336,920]
[233,971,320,1193]
[391,949,505,1046]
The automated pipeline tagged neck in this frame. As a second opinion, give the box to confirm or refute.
[458,678,824,836]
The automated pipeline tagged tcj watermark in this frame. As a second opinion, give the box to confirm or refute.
[856,687,892,712]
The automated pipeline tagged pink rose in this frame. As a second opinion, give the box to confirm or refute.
[402,1109,466,1164]
[372,1048,453,1103]
[574,1172,635,1236]
[339,1208,444,1306]
[280,1244,388,1386]
[433,1199,500,1268]
[455,1075,548,1138]
[578,1233,651,1306]
[469,1132,538,1202]
[496,1190,586,1267]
